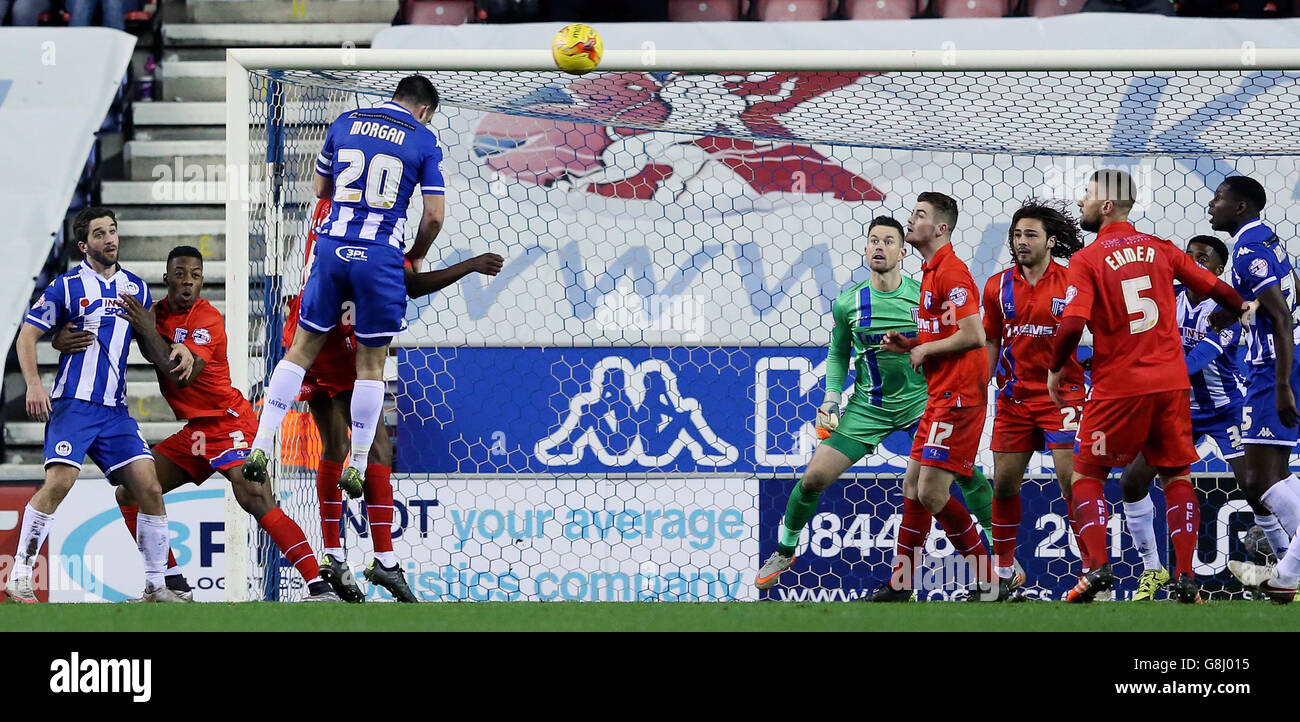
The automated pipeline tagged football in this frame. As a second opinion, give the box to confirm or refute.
[552,23,603,75]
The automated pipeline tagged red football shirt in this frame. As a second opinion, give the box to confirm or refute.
[1063,221,1224,400]
[155,297,249,420]
[982,261,1086,401]
[918,243,988,407]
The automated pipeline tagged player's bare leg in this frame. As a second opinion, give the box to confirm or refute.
[1117,454,1168,600]
[337,342,388,499]
[757,443,854,590]
[113,459,185,602]
[115,452,195,601]
[221,465,340,602]
[5,464,78,603]
[242,328,330,483]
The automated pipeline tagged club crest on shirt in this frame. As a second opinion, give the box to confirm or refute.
[923,291,933,309]
[1250,257,1269,278]
[1052,297,1067,316]
[910,307,920,324]
[193,328,211,345]
[124,281,140,295]
[948,287,969,307]
[1220,328,1235,346]
[173,328,188,344]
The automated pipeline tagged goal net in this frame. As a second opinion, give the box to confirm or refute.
[226,49,1300,602]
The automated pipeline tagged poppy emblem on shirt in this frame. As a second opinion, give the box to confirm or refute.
[193,328,211,345]
[1250,258,1269,278]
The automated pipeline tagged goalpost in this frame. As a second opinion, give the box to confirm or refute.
[225,47,1300,603]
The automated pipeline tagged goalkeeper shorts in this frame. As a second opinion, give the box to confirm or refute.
[821,397,926,464]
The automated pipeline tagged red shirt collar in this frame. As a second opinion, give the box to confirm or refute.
[1097,221,1137,239]
[157,296,205,318]
[1011,258,1063,283]
[922,242,955,271]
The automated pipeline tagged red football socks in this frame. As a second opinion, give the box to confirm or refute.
[992,494,1021,571]
[892,497,931,591]
[1070,477,1109,567]
[316,460,345,550]
[259,508,321,582]
[1164,476,1201,579]
[364,464,394,554]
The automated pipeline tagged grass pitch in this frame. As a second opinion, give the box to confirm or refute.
[2,600,1298,632]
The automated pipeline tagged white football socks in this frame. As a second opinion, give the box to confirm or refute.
[136,513,171,589]
[252,360,306,454]
[1254,513,1291,558]
[1261,481,1300,540]
[1122,495,1162,571]
[375,552,398,568]
[348,379,385,474]
[324,547,345,561]
[15,504,53,570]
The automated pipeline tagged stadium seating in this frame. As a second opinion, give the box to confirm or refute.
[1026,0,1086,13]
[668,0,744,20]
[928,0,1009,15]
[751,0,836,20]
[404,0,475,24]
[844,0,917,18]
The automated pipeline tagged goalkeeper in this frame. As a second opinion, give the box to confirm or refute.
[756,216,994,590]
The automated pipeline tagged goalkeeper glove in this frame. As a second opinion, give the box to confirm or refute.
[817,391,841,440]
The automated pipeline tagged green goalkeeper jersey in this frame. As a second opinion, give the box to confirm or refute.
[827,276,928,415]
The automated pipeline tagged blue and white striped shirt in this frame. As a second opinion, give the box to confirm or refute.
[24,261,151,407]
[1229,218,1300,368]
[1177,287,1245,417]
[314,101,445,250]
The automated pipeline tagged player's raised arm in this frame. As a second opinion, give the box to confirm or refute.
[406,128,447,270]
[404,252,504,299]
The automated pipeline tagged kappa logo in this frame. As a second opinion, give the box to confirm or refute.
[534,357,738,467]
[1259,428,1276,438]
[336,246,369,263]
[54,440,73,457]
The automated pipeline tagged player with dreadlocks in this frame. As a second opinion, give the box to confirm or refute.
[980,199,1087,600]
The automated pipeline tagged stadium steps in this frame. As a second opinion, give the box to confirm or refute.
[116,219,226,261]
[165,22,389,47]
[126,140,320,181]
[133,101,225,126]
[159,60,225,102]
[102,180,316,205]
